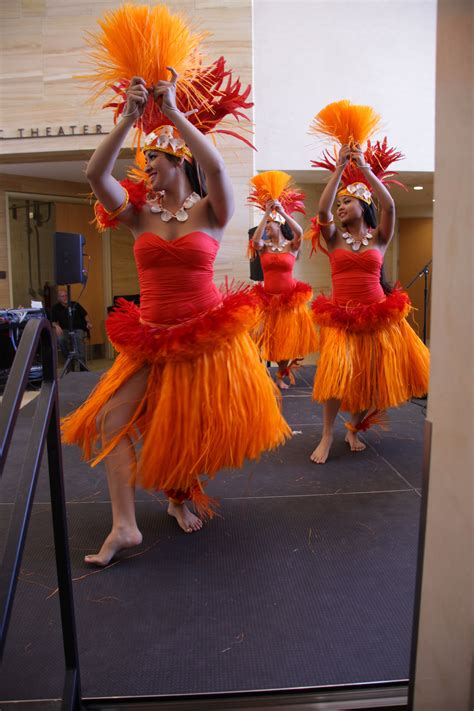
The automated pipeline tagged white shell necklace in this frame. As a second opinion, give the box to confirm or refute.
[342,229,373,252]
[269,239,288,252]
[149,192,201,222]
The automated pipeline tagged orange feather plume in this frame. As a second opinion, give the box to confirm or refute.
[83,3,208,107]
[248,171,305,215]
[309,100,381,146]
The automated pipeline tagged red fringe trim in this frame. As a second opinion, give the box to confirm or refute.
[106,285,258,362]
[253,281,313,310]
[311,289,411,332]
[303,217,329,257]
[167,484,220,519]
[345,409,390,433]
[93,179,148,231]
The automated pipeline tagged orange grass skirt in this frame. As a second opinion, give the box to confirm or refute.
[61,290,291,516]
[252,281,318,362]
[311,290,430,412]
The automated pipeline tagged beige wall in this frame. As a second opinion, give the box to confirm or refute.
[0,1,254,302]
[412,1,473,709]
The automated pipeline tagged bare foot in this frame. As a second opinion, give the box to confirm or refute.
[167,501,203,533]
[277,378,290,390]
[345,431,367,452]
[310,434,333,464]
[84,526,143,567]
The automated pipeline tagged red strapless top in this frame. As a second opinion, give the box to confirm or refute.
[329,248,385,305]
[134,232,222,325]
[260,252,296,295]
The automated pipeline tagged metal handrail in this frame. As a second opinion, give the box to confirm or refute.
[0,317,81,710]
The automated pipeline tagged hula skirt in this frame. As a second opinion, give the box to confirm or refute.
[61,288,291,516]
[311,289,430,413]
[252,281,318,362]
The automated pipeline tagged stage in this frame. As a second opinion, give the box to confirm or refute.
[0,366,424,704]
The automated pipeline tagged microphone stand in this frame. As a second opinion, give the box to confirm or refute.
[405,259,432,346]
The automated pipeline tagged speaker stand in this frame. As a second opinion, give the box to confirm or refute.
[60,285,89,378]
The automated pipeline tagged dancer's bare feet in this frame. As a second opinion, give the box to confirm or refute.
[168,501,203,533]
[84,526,143,567]
[345,431,367,452]
[277,378,290,390]
[310,434,333,464]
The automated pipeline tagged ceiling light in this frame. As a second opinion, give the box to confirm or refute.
[432,199,435,202]
[413,186,424,190]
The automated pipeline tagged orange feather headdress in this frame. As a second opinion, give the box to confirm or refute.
[83,3,253,159]
[309,99,382,148]
[247,171,305,218]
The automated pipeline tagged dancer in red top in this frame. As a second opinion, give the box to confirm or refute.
[61,6,290,565]
[308,139,429,463]
[249,172,318,388]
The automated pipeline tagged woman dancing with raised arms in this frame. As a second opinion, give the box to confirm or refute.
[62,47,290,564]
[307,111,429,464]
[249,172,317,388]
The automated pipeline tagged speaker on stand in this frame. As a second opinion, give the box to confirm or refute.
[53,232,89,376]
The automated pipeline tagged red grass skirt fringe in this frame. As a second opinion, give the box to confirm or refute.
[311,289,430,412]
[61,288,291,516]
[252,281,318,361]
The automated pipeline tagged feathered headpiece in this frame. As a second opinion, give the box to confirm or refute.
[246,171,305,258]
[84,3,253,161]
[248,171,305,218]
[309,99,381,147]
[305,137,405,254]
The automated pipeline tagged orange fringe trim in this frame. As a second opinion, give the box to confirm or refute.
[252,282,318,362]
[313,314,430,413]
[62,303,291,516]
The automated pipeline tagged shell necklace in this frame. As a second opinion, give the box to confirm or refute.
[269,240,288,252]
[342,229,373,252]
[150,192,201,222]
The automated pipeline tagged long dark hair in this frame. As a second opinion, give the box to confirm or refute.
[361,201,393,295]
[164,153,208,197]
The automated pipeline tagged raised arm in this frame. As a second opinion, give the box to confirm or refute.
[317,144,351,243]
[272,200,303,251]
[252,203,272,251]
[85,77,149,226]
[155,68,234,228]
[351,145,395,244]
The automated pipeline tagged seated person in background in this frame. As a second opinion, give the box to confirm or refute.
[51,288,92,368]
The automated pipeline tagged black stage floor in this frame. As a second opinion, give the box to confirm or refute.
[0,366,424,703]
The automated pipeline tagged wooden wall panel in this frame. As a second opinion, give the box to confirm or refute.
[110,227,139,298]
[398,217,433,340]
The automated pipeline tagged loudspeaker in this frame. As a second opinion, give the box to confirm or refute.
[54,232,86,285]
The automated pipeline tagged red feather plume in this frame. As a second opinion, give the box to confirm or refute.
[104,56,254,149]
[311,137,406,191]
